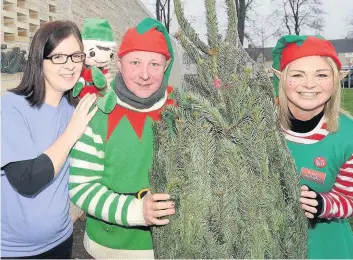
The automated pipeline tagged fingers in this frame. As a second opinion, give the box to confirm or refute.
[301,195,318,219]
[153,200,175,211]
[300,186,319,219]
[304,211,315,219]
[88,106,98,121]
[153,218,170,226]
[147,207,175,226]
[301,201,318,213]
[300,197,318,207]
[301,190,317,199]
[73,93,90,114]
[76,92,92,107]
[78,94,97,113]
[74,94,97,123]
[301,186,317,198]
[301,185,309,191]
[143,193,175,226]
[74,94,94,115]
[153,208,176,218]
[152,193,171,201]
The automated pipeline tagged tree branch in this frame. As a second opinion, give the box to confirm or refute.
[174,0,210,54]
[204,0,219,80]
[225,0,238,43]
[283,0,292,34]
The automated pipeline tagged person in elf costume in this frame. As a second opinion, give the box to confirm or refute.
[72,18,116,99]
[68,18,176,259]
[272,35,353,259]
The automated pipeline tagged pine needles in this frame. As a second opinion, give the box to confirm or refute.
[149,0,307,258]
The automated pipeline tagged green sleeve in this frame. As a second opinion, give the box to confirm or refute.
[69,117,146,227]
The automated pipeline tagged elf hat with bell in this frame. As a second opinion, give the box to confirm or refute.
[271,35,341,97]
[117,17,174,84]
[81,18,117,48]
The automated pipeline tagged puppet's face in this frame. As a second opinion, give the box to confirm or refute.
[118,51,168,98]
[84,44,114,68]
[284,56,334,118]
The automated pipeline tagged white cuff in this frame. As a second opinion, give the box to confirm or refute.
[126,198,147,226]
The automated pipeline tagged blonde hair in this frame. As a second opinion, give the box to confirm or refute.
[278,57,341,132]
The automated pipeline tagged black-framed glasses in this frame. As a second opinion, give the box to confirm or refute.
[44,52,86,64]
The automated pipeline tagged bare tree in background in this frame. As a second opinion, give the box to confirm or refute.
[347,16,353,39]
[154,0,257,45]
[234,0,257,44]
[271,0,325,36]
[247,14,281,62]
[156,0,172,32]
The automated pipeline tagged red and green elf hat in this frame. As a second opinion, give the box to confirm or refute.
[271,35,341,97]
[117,17,174,84]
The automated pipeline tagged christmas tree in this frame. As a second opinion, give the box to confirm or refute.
[149,0,307,258]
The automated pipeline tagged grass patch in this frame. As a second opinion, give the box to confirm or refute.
[341,88,353,115]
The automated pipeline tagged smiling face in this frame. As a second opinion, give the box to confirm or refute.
[283,56,335,120]
[84,44,114,68]
[43,34,84,96]
[117,51,168,98]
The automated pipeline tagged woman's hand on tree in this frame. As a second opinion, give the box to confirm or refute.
[300,185,323,219]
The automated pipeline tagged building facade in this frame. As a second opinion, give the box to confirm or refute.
[1,0,181,93]
[245,39,353,70]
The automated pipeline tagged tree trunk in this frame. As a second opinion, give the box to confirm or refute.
[156,0,170,32]
[166,0,171,32]
[237,0,246,44]
[156,0,161,21]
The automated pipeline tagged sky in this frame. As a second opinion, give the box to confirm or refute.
[141,0,353,47]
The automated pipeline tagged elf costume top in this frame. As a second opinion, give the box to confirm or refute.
[69,18,174,259]
[272,35,353,259]
[72,18,116,100]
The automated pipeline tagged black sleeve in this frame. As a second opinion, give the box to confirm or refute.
[2,154,55,196]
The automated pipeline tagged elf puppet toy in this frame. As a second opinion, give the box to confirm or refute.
[72,18,116,105]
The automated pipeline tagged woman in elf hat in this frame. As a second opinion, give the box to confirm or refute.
[272,35,353,259]
[69,18,175,259]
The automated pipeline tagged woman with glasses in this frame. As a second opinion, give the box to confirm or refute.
[1,20,97,258]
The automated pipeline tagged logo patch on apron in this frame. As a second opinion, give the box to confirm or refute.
[314,156,327,168]
[300,167,326,184]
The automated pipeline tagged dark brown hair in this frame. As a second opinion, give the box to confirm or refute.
[10,20,83,107]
